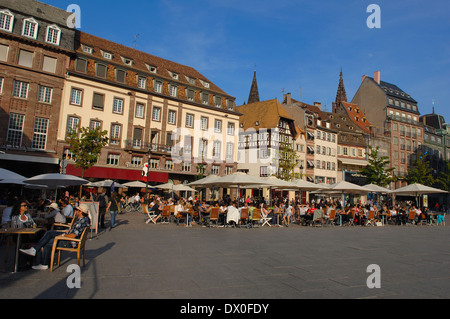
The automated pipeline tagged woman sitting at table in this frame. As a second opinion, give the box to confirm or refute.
[303,203,317,225]
[11,200,36,229]
[339,205,352,225]
[389,206,399,225]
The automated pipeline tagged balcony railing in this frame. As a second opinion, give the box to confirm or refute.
[124,140,173,154]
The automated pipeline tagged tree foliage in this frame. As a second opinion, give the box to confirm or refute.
[405,155,435,186]
[66,126,109,177]
[435,161,450,191]
[276,143,300,181]
[360,146,396,187]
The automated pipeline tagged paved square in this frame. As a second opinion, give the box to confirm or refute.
[1,212,449,299]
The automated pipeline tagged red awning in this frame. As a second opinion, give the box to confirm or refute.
[66,165,168,183]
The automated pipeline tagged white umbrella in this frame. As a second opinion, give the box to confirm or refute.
[364,184,393,194]
[123,181,148,188]
[0,168,26,181]
[323,181,370,205]
[393,183,447,207]
[90,179,126,188]
[187,175,220,187]
[24,173,88,200]
[292,179,325,191]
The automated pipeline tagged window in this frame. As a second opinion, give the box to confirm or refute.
[81,45,93,54]
[182,162,191,172]
[137,76,147,89]
[113,98,124,114]
[67,116,79,135]
[110,124,121,145]
[116,69,126,83]
[169,84,177,97]
[199,138,208,158]
[226,142,234,161]
[96,64,107,78]
[121,57,133,66]
[201,92,209,105]
[63,148,74,161]
[107,153,120,166]
[154,80,162,93]
[185,114,194,128]
[199,79,210,88]
[43,56,57,73]
[0,44,8,61]
[260,166,269,177]
[92,93,104,110]
[18,50,33,68]
[215,96,222,107]
[75,58,87,73]
[165,160,174,171]
[45,25,61,45]
[214,120,222,133]
[131,156,143,167]
[90,120,101,130]
[225,166,233,175]
[70,88,83,106]
[0,77,3,93]
[0,10,14,32]
[135,103,145,118]
[32,117,49,150]
[6,113,24,147]
[133,128,143,148]
[211,165,220,175]
[150,159,159,169]
[168,110,176,125]
[102,51,113,60]
[38,85,52,103]
[200,117,208,131]
[146,64,157,73]
[212,140,221,159]
[13,80,29,99]
[227,123,235,136]
[186,89,195,102]
[22,18,38,39]
[168,71,179,80]
[152,107,161,121]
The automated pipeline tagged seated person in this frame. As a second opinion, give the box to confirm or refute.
[19,204,91,271]
[226,201,240,226]
[44,202,66,229]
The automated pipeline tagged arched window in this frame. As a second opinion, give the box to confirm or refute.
[45,25,61,45]
[0,9,14,32]
[22,17,38,39]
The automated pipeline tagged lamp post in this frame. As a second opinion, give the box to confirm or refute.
[145,148,152,202]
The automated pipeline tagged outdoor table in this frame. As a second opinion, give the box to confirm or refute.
[1,227,44,273]
[379,213,388,225]
[178,210,192,228]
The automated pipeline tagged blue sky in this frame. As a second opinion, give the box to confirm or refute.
[47,0,450,119]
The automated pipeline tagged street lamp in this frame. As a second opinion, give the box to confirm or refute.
[145,148,152,201]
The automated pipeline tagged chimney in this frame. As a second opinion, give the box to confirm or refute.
[361,75,368,82]
[284,92,292,104]
[374,71,381,84]
[314,102,322,110]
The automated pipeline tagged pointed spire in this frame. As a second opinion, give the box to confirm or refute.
[334,68,347,111]
[248,71,260,104]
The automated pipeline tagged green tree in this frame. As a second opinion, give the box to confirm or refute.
[435,161,450,191]
[276,143,299,181]
[360,146,396,187]
[66,126,109,179]
[405,155,435,186]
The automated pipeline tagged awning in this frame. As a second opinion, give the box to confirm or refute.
[66,164,168,183]
[338,158,369,166]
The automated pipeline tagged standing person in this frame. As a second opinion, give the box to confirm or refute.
[107,192,120,230]
[96,190,109,229]
[283,202,293,227]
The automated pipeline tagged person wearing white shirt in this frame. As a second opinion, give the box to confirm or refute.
[226,202,240,226]
[44,202,66,226]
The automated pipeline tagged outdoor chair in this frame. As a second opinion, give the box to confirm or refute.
[251,209,261,228]
[312,209,324,227]
[208,207,220,227]
[419,213,431,226]
[437,213,446,226]
[145,205,159,224]
[261,210,272,227]
[406,210,416,226]
[325,209,337,226]
[160,206,171,224]
[50,227,89,272]
[365,210,376,227]
[239,208,249,228]
[52,216,77,230]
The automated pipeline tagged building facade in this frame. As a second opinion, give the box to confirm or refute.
[0,0,75,177]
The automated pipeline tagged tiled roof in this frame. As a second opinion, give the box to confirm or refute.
[367,77,417,103]
[340,102,372,133]
[236,99,295,131]
[76,31,234,98]
[283,96,326,120]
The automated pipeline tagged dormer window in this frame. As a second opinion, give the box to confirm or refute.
[185,76,196,85]
[146,64,158,73]
[22,18,38,39]
[81,44,93,54]
[199,79,210,88]
[102,50,113,60]
[0,10,14,33]
[45,25,61,45]
[168,71,179,80]
[121,56,133,66]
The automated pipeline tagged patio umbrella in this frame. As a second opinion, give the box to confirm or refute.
[292,179,325,191]
[324,181,370,205]
[363,184,392,207]
[24,173,88,201]
[90,179,126,189]
[123,181,148,188]
[187,175,220,187]
[392,183,447,207]
[0,168,26,181]
[156,182,197,199]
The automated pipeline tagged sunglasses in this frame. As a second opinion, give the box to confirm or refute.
[21,204,28,207]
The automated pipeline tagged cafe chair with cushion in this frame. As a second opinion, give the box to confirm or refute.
[208,207,220,228]
[251,209,261,228]
[312,209,324,227]
[365,210,376,227]
[160,206,171,224]
[50,227,89,272]
[325,209,337,226]
[239,208,249,228]
[406,210,417,226]
[437,214,445,226]
[52,216,77,231]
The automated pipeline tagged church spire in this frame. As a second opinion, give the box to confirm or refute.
[248,70,260,104]
[334,68,347,112]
